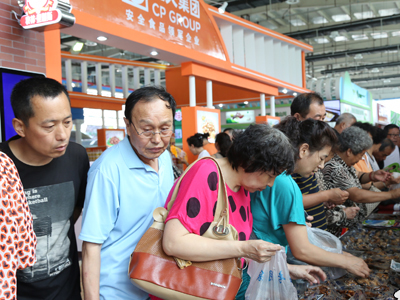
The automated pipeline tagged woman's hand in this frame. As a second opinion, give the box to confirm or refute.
[371,170,390,182]
[328,188,349,205]
[241,240,281,263]
[343,254,371,278]
[287,264,326,285]
[344,206,360,220]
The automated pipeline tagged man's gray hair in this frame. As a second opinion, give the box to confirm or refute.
[339,126,373,155]
[336,112,356,126]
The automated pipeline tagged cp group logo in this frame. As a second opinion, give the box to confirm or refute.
[123,0,149,12]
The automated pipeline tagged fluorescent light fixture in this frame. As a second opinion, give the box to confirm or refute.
[97,36,108,41]
[72,41,84,52]
[293,92,298,96]
[244,101,249,104]
[354,54,363,59]
[371,32,388,39]
[332,14,351,22]
[282,88,288,94]
[371,68,379,73]
[85,40,97,47]
[352,34,368,41]
[334,36,347,42]
[218,2,228,13]
[383,79,391,83]
[354,11,374,19]
[379,8,399,17]
[312,16,327,24]
[329,31,340,39]
[150,50,158,56]
[290,19,306,26]
[218,104,223,107]
[314,37,329,44]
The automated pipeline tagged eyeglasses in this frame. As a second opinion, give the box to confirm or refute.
[130,121,173,138]
[388,134,400,137]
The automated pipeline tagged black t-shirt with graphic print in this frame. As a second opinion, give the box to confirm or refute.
[0,136,89,300]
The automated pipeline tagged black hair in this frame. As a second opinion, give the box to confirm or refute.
[223,128,234,134]
[379,138,395,151]
[383,124,399,137]
[10,77,70,126]
[187,133,207,148]
[227,124,295,174]
[194,132,210,143]
[215,132,232,157]
[274,116,338,161]
[290,93,324,119]
[351,122,385,145]
[124,86,176,123]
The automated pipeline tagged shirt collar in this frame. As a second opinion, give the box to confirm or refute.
[119,136,160,170]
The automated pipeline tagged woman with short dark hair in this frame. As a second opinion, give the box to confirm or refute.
[212,132,232,158]
[187,133,210,158]
[163,124,319,299]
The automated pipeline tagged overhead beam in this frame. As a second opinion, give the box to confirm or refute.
[321,60,400,74]
[284,14,400,40]
[352,73,400,82]
[306,44,400,62]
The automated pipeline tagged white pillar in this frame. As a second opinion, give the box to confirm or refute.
[189,76,196,107]
[122,65,129,98]
[109,64,116,97]
[144,68,151,86]
[65,59,72,91]
[133,67,140,90]
[116,111,119,128]
[206,80,213,108]
[101,109,105,128]
[270,96,276,117]
[96,62,102,96]
[80,61,88,93]
[154,69,161,86]
[260,93,266,116]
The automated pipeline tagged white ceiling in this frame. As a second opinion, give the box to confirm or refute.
[209,0,400,99]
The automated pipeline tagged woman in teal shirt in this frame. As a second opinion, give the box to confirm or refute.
[237,118,371,299]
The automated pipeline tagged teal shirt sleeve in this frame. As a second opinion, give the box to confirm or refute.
[250,173,306,247]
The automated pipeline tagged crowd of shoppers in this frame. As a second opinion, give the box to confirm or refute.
[2,77,400,300]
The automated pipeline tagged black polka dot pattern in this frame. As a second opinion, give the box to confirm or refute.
[228,196,236,212]
[213,201,217,216]
[240,206,247,222]
[244,189,248,196]
[239,232,246,241]
[200,222,211,236]
[247,206,250,221]
[186,197,201,218]
[207,172,218,191]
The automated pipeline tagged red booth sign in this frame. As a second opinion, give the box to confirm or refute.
[20,0,63,29]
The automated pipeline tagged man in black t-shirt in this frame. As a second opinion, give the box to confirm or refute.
[0,77,89,300]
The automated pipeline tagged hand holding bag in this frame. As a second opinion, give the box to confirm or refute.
[128,157,242,300]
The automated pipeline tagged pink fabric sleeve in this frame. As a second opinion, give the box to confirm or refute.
[165,159,220,235]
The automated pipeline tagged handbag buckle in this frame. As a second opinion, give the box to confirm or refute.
[213,225,229,236]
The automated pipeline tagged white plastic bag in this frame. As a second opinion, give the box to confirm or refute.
[245,247,298,300]
[287,226,346,280]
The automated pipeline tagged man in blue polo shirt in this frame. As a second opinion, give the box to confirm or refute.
[79,87,175,300]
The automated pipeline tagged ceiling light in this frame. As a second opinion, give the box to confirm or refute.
[218,2,228,13]
[354,54,363,59]
[72,41,84,52]
[383,79,391,83]
[150,50,158,56]
[244,101,248,104]
[85,40,97,47]
[371,68,380,73]
[312,77,318,81]
[286,0,300,4]
[329,31,340,39]
[293,92,298,96]
[218,104,223,107]
[97,36,108,41]
[282,88,288,94]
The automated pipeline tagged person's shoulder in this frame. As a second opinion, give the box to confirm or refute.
[186,158,218,176]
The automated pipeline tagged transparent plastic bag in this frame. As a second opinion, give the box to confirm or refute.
[287,227,346,280]
[245,247,298,300]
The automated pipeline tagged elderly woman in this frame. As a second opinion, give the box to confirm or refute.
[323,126,400,230]
[163,124,324,299]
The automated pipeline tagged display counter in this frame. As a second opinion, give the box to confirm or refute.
[299,213,400,299]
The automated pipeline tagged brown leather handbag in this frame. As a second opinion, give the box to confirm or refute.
[129,157,242,300]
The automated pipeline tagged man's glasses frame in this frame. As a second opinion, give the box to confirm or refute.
[130,121,173,138]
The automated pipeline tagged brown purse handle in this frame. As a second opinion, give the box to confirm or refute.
[166,156,231,234]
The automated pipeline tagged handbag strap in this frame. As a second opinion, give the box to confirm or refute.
[166,156,231,234]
